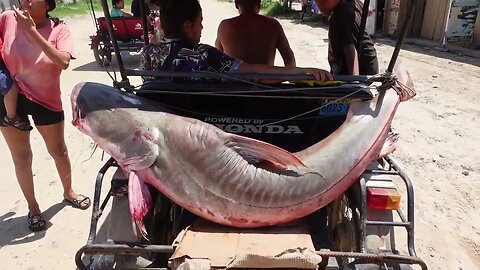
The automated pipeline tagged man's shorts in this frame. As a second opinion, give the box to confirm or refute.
[0,61,13,95]
[302,4,308,12]
[0,93,65,127]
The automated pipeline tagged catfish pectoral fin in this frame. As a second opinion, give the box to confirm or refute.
[226,133,306,169]
[128,171,152,238]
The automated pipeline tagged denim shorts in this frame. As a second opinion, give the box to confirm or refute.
[0,61,13,95]
[0,93,65,126]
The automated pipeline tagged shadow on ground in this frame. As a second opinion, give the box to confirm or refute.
[0,203,66,246]
[377,38,480,68]
[279,10,480,68]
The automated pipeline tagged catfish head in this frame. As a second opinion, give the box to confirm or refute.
[71,82,162,171]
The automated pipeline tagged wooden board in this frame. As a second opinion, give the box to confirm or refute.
[420,0,450,41]
[170,219,322,270]
[396,0,427,38]
[473,8,480,47]
[433,0,449,41]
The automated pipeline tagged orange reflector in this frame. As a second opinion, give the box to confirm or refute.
[367,188,401,210]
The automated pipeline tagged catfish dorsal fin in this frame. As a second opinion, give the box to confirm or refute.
[227,134,306,169]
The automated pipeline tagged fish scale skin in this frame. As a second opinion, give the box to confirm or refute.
[163,118,328,208]
[142,90,400,227]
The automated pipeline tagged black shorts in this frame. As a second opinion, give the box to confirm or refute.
[302,4,308,12]
[0,93,65,126]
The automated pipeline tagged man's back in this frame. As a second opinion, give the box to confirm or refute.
[216,13,295,66]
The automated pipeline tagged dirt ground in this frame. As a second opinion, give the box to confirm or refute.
[0,0,479,269]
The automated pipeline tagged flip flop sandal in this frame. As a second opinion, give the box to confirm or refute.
[27,212,46,232]
[64,194,91,210]
[3,116,33,131]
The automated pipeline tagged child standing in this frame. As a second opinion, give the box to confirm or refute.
[0,41,32,131]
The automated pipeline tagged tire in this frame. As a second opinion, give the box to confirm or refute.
[93,42,112,67]
[327,185,361,269]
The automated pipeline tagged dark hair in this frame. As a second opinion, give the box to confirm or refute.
[46,0,56,12]
[112,0,121,7]
[235,0,261,9]
[158,0,202,39]
[44,0,62,26]
[47,14,63,26]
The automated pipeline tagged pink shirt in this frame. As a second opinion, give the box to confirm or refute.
[0,11,75,112]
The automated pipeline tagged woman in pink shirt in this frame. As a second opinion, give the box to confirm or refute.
[0,0,91,231]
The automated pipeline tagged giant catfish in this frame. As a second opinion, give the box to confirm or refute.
[71,66,415,232]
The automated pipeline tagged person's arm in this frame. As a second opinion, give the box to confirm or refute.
[13,7,71,69]
[215,21,225,52]
[123,11,133,18]
[275,21,296,67]
[237,62,332,82]
[334,4,358,75]
[344,44,359,75]
[200,44,331,83]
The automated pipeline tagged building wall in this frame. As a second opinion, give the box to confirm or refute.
[385,0,401,35]
[420,0,450,41]
[474,12,480,47]
[396,0,427,38]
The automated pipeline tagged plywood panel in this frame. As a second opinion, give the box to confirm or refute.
[433,0,450,41]
[412,0,427,36]
[398,0,427,37]
[421,0,438,39]
[473,9,480,47]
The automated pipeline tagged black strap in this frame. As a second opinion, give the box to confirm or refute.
[160,41,186,71]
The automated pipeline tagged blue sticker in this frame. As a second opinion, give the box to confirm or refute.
[319,102,349,116]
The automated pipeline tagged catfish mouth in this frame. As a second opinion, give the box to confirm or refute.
[71,104,83,127]
[71,82,87,127]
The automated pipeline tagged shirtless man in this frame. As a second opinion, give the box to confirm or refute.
[215,0,296,67]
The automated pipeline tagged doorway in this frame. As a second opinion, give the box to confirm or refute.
[376,0,386,33]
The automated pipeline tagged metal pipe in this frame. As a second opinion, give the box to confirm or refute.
[385,156,417,257]
[359,177,368,253]
[316,250,428,270]
[80,244,174,255]
[125,69,375,82]
[88,0,98,29]
[357,0,371,56]
[366,221,411,226]
[75,243,174,270]
[397,208,408,223]
[387,0,417,73]
[440,0,454,48]
[86,158,116,245]
[99,0,128,82]
[139,0,149,46]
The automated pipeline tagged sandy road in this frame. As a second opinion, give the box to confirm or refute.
[0,0,479,269]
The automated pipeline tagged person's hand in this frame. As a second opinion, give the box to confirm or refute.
[302,68,333,82]
[12,5,36,33]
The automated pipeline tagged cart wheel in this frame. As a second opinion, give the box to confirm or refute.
[327,187,360,269]
[93,42,112,67]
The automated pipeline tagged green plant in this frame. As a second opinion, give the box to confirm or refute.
[50,0,133,18]
[261,0,295,17]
